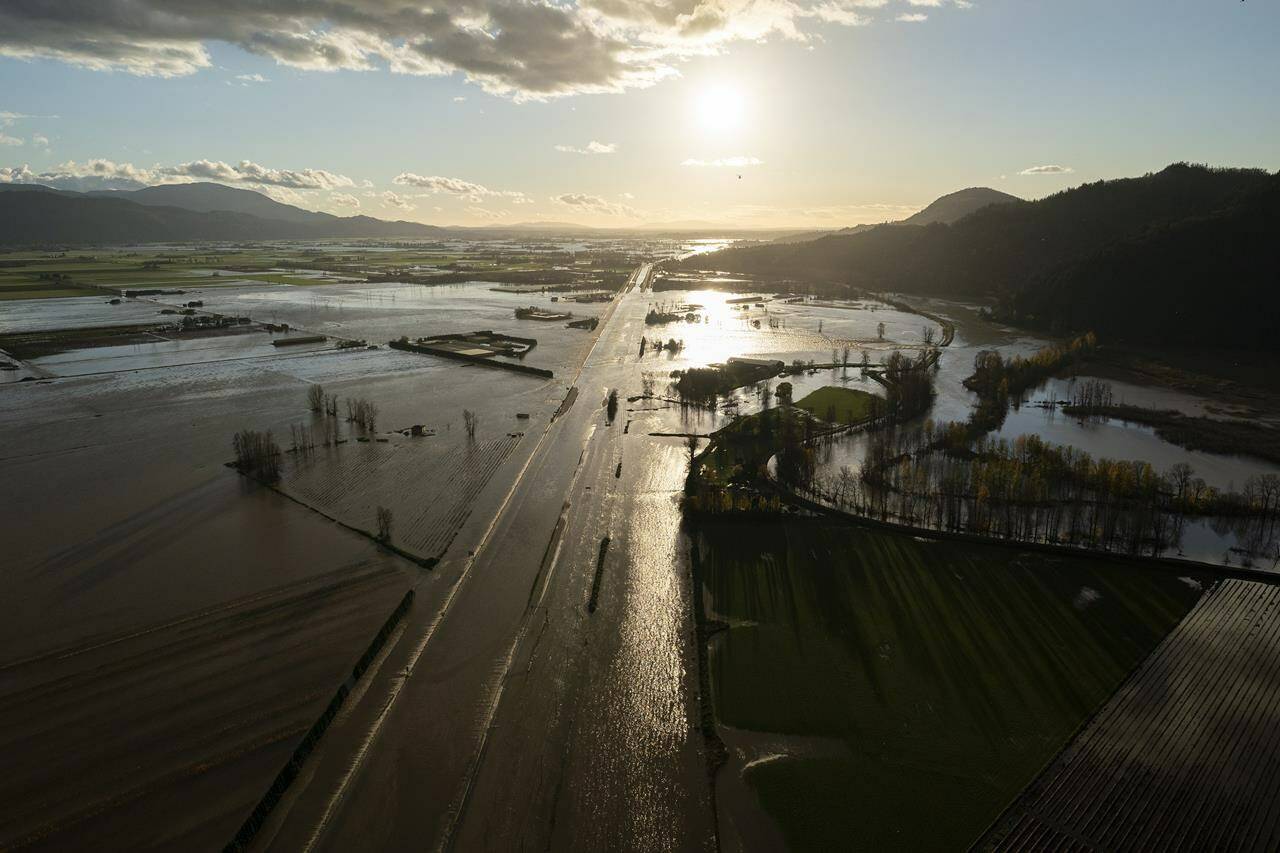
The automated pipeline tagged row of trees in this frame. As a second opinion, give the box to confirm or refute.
[965,332,1097,399]
[818,419,1280,556]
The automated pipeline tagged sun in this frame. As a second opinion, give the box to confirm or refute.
[692,82,747,134]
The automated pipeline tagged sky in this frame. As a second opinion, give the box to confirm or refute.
[0,0,1277,228]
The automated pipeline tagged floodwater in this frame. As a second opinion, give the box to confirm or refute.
[6,256,1278,852]
[0,274,593,850]
[994,399,1280,491]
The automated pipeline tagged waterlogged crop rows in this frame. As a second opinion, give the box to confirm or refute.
[697,519,1205,852]
[283,434,522,559]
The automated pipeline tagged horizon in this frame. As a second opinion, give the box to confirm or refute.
[2,1,1278,228]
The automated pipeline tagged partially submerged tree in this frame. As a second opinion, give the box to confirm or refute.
[346,398,378,432]
[376,506,394,542]
[232,429,282,482]
[307,384,325,412]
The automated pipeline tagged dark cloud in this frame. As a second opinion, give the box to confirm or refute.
[0,0,910,98]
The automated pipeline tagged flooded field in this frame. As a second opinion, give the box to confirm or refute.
[5,248,1278,851]
[697,519,1206,852]
[0,267,595,849]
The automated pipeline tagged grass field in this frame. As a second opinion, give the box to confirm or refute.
[698,519,1207,851]
[792,385,879,424]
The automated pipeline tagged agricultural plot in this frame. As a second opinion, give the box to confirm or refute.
[0,561,409,851]
[281,433,523,561]
[696,519,1206,851]
[792,385,879,424]
[982,577,1280,852]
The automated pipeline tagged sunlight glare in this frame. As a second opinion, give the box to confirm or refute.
[692,83,747,134]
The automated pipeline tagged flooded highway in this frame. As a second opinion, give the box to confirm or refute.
[260,265,717,852]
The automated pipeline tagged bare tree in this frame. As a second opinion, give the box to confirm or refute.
[307,383,325,412]
[922,325,936,345]
[232,429,282,482]
[376,506,393,542]
[463,409,478,440]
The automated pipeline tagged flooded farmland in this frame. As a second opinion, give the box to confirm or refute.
[5,248,1279,852]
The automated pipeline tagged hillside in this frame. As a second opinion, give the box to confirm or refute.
[1004,171,1280,347]
[902,186,1021,226]
[686,164,1277,346]
[771,186,1020,244]
[0,184,443,243]
[96,182,336,225]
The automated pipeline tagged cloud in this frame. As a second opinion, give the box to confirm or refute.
[452,96,467,103]
[551,192,637,217]
[681,156,764,167]
[896,13,927,21]
[393,172,531,204]
[233,72,268,85]
[808,2,877,26]
[330,192,360,208]
[555,141,618,155]
[160,159,356,189]
[31,133,49,148]
[0,165,35,183]
[1019,164,1074,175]
[0,157,358,192]
[0,0,920,100]
[381,190,415,211]
[0,133,23,146]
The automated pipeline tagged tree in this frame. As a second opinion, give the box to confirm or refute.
[463,409,478,440]
[1166,462,1194,506]
[606,389,619,423]
[376,506,393,542]
[922,325,936,345]
[232,429,282,482]
[686,434,700,468]
[307,384,325,412]
[877,321,886,340]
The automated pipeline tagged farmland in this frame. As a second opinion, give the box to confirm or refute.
[696,518,1206,851]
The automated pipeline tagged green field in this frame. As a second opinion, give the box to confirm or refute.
[793,385,879,424]
[698,519,1206,851]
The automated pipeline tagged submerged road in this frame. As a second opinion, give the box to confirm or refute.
[259,265,716,852]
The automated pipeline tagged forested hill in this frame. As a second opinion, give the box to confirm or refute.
[1006,170,1280,348]
[680,164,1277,347]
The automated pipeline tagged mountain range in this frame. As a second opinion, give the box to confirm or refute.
[0,182,445,244]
